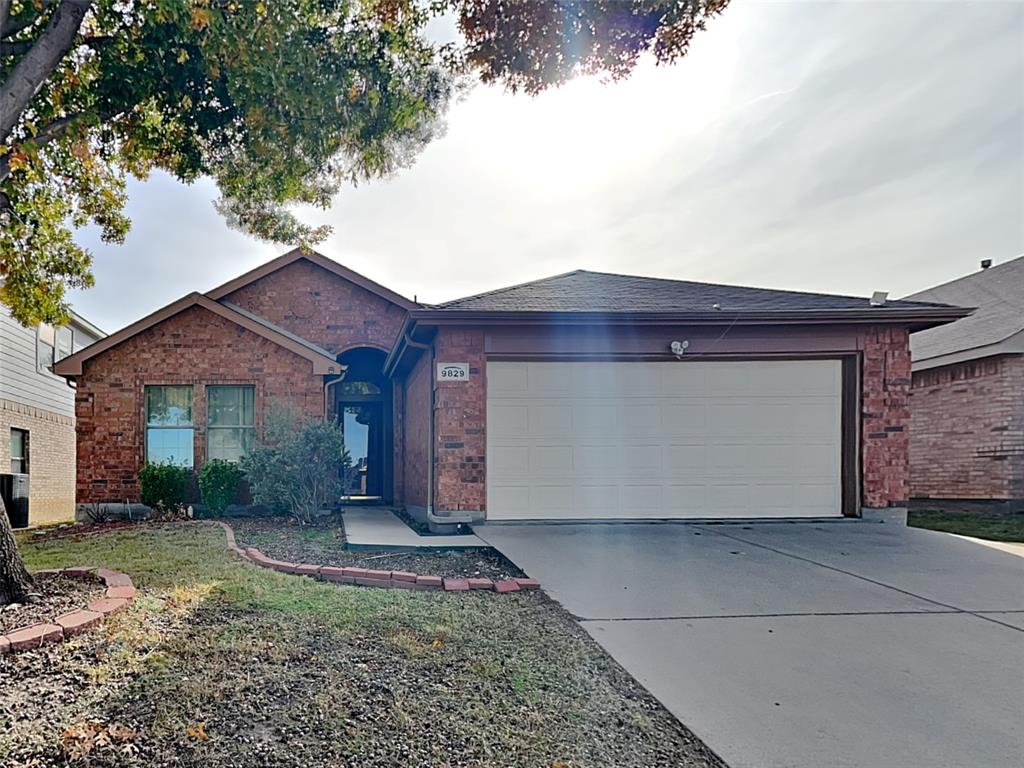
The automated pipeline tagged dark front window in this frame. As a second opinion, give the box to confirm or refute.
[10,428,28,474]
[207,385,255,462]
[145,385,194,466]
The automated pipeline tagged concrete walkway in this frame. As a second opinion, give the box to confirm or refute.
[476,521,1024,768]
[342,507,486,550]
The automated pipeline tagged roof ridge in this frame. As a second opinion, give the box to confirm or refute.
[437,269,585,307]
[570,267,908,304]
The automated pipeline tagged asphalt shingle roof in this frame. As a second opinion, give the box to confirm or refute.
[903,256,1024,361]
[436,269,951,314]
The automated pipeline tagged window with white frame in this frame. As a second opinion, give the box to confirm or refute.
[206,385,255,462]
[37,323,55,372]
[10,428,28,474]
[145,385,194,467]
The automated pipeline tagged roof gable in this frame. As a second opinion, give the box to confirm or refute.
[904,256,1023,362]
[53,293,341,376]
[206,248,416,310]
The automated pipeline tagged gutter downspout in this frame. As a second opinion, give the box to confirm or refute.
[402,332,473,527]
[324,376,343,421]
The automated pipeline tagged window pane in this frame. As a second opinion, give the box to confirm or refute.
[55,327,73,361]
[207,386,254,428]
[146,428,193,467]
[10,429,24,458]
[207,427,254,463]
[146,386,193,427]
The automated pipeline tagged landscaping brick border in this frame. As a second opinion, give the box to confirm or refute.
[0,567,136,655]
[210,521,541,595]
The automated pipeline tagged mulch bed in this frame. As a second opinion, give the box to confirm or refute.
[229,517,525,580]
[24,521,143,543]
[0,572,105,634]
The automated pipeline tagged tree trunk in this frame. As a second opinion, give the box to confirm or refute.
[0,497,33,605]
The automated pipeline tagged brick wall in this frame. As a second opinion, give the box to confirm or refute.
[75,305,325,504]
[862,326,912,508]
[433,328,486,515]
[401,349,432,511]
[0,398,76,524]
[909,354,1024,500]
[222,259,407,356]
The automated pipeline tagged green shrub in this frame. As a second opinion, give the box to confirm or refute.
[198,459,245,517]
[241,404,350,524]
[138,462,192,512]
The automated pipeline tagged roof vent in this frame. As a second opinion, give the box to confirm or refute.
[980,259,992,270]
[869,291,888,307]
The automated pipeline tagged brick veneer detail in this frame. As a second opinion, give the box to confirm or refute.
[432,328,486,515]
[909,354,1024,500]
[862,326,912,508]
[74,305,325,504]
[220,259,407,357]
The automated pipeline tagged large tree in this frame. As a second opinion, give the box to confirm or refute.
[0,0,726,603]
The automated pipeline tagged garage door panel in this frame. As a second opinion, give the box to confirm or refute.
[488,404,529,436]
[577,485,619,513]
[623,445,663,472]
[663,404,707,435]
[487,361,842,519]
[490,446,529,474]
[531,445,574,473]
[528,404,573,435]
[622,404,662,436]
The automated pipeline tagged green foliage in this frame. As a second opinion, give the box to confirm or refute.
[0,0,727,326]
[198,458,245,517]
[138,461,192,513]
[241,401,350,525]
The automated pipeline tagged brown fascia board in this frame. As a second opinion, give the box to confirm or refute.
[204,247,417,310]
[53,292,342,377]
[405,306,972,330]
[383,305,972,376]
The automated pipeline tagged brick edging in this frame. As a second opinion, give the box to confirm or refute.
[207,520,540,595]
[0,567,136,655]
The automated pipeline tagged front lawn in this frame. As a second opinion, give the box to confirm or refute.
[2,524,722,768]
[908,509,1024,542]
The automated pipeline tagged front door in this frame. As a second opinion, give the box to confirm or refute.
[340,402,383,499]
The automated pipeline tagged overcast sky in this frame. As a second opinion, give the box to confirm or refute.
[70,0,1024,333]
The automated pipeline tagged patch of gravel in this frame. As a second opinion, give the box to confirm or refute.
[0,572,105,633]
[229,517,524,580]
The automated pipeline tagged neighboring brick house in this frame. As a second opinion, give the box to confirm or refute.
[905,256,1024,506]
[55,249,966,528]
[1,305,105,526]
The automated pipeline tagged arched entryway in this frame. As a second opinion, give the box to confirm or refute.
[335,347,392,503]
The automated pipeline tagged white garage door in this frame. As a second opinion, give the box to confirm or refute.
[486,360,843,520]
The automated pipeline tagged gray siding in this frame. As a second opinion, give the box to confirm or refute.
[0,306,101,415]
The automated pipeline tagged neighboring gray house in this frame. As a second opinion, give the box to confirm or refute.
[904,256,1024,505]
[1,305,105,525]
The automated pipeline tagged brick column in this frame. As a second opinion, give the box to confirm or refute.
[862,326,911,508]
[432,328,486,515]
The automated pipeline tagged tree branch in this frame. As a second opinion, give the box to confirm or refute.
[0,109,115,182]
[0,0,94,144]
[0,39,31,55]
[1,1,56,40]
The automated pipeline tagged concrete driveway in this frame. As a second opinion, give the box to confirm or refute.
[475,521,1024,768]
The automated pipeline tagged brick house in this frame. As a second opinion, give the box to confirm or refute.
[54,249,966,528]
[1,305,105,526]
[905,256,1024,506]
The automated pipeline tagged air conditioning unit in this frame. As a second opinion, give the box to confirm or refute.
[1,473,30,529]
